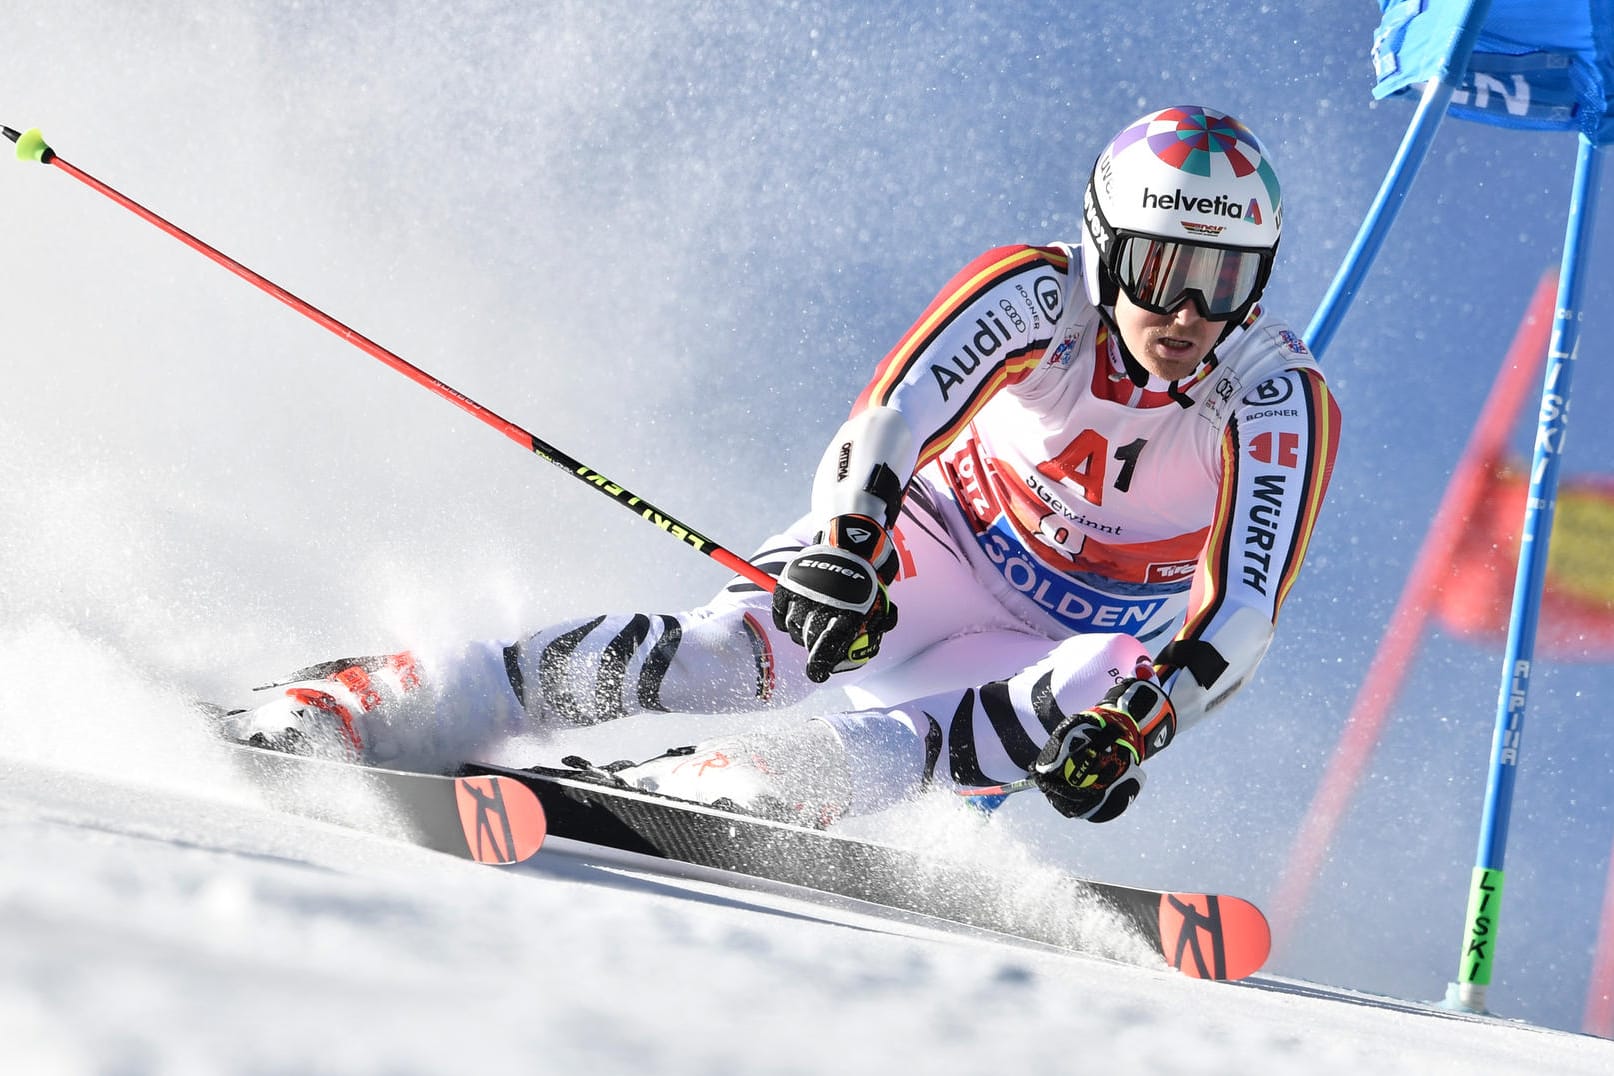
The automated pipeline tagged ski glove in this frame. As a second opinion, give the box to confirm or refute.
[772,514,899,684]
[1031,676,1177,822]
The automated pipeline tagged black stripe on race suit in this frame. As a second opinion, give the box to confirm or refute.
[503,642,528,709]
[636,615,682,712]
[511,614,683,723]
[922,714,944,785]
[533,615,606,723]
[593,614,661,721]
[932,692,986,786]
[897,482,965,566]
[1029,670,1068,735]
[979,678,1044,770]
[940,679,1044,787]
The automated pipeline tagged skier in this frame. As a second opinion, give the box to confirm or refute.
[225,105,1341,828]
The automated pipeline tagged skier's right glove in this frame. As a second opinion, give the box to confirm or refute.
[772,513,899,684]
[1031,677,1176,822]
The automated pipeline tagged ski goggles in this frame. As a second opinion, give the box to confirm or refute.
[1109,235,1271,320]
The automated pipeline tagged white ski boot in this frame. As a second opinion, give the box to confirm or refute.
[220,652,430,762]
[610,721,853,828]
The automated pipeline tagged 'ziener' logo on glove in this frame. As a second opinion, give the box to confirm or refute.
[796,558,865,579]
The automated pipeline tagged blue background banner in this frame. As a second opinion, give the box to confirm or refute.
[1373,0,1614,142]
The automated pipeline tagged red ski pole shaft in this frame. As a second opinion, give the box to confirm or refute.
[6,125,774,592]
[955,778,1037,799]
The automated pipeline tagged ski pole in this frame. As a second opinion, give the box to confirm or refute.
[5,125,776,593]
[956,778,1037,799]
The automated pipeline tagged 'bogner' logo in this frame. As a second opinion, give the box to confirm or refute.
[1143,187,1252,220]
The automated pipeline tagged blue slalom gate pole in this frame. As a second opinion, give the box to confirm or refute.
[1302,0,1493,360]
[1446,133,1606,1014]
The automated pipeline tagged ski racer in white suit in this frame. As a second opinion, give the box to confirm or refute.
[230,105,1342,828]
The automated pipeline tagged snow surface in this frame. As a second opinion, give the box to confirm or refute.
[1,687,1611,1075]
[6,2,1614,1071]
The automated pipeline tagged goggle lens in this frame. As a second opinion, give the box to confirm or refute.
[1113,236,1266,320]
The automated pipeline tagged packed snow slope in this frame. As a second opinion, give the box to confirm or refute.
[5,2,1614,1069]
[2,723,1611,1075]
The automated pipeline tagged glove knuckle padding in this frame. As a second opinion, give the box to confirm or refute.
[782,546,877,612]
[774,514,901,681]
[1032,671,1175,823]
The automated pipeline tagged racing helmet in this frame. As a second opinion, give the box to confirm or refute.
[1082,105,1282,325]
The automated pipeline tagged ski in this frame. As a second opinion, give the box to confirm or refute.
[226,743,546,865]
[216,734,1268,978]
[462,761,1272,981]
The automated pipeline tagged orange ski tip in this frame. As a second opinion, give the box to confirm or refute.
[1157,892,1271,981]
[454,775,547,864]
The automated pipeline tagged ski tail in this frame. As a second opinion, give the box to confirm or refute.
[225,740,547,865]
[1155,892,1271,981]
[451,774,548,864]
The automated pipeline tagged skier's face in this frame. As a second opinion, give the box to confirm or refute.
[1112,291,1220,382]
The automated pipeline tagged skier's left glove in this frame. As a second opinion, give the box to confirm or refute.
[1031,676,1176,822]
[772,514,899,684]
